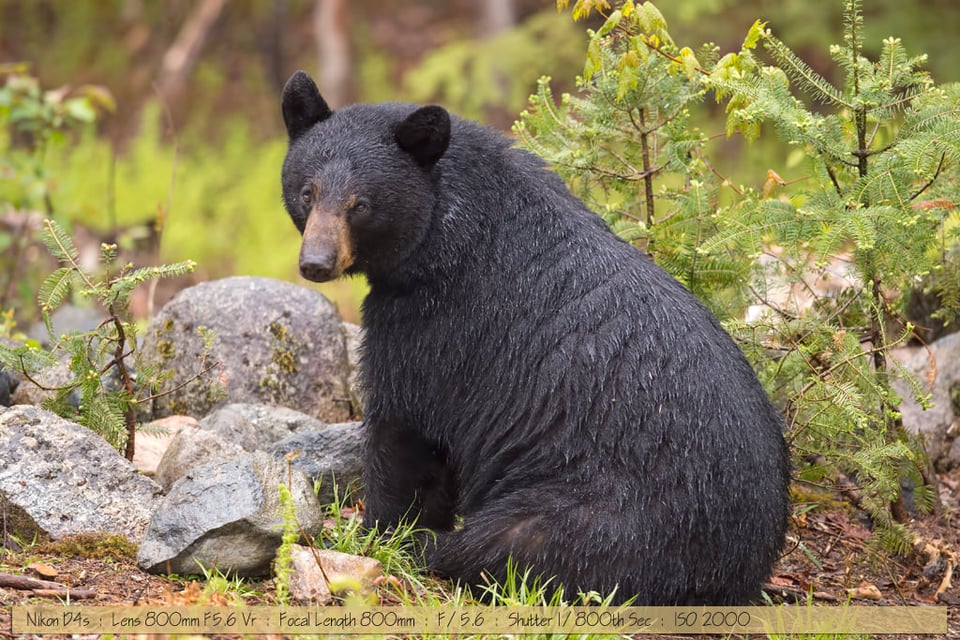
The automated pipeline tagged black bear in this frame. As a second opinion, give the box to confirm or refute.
[280,70,790,605]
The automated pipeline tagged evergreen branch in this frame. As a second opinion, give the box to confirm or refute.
[635,37,711,77]
[850,143,894,160]
[598,143,640,176]
[789,340,895,425]
[866,117,883,150]
[904,101,960,135]
[548,157,666,182]
[40,218,80,266]
[876,87,927,115]
[908,153,946,202]
[16,354,76,393]
[38,268,74,318]
[912,125,960,174]
[824,163,843,197]
[136,357,221,404]
[845,0,864,94]
[40,219,97,292]
[699,153,743,196]
[624,101,688,137]
[763,36,852,108]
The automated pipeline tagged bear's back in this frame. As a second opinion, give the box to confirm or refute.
[362,120,787,499]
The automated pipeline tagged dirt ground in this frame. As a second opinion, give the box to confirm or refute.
[1,466,957,640]
[766,463,960,640]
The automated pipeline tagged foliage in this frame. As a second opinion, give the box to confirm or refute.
[318,482,429,582]
[523,0,960,550]
[516,4,740,314]
[0,70,221,458]
[0,66,114,318]
[405,9,586,123]
[273,479,299,606]
[709,0,954,543]
[0,218,214,459]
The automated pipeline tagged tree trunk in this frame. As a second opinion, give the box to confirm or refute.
[478,0,516,127]
[260,0,289,94]
[314,0,353,108]
[156,0,227,104]
[479,0,516,38]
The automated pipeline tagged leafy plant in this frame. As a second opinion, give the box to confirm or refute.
[405,9,586,123]
[0,218,217,459]
[516,2,741,314]
[520,0,960,550]
[0,66,114,321]
[709,0,957,545]
[273,479,299,606]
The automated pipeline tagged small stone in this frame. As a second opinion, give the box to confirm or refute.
[285,545,382,604]
[134,415,196,477]
[153,425,246,492]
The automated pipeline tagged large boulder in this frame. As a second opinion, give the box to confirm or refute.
[216,402,331,447]
[0,405,161,542]
[139,277,352,422]
[154,404,365,500]
[891,333,960,469]
[137,450,325,576]
[269,422,365,505]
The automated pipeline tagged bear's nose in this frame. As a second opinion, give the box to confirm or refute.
[299,252,335,282]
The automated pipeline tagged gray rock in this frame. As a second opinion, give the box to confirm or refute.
[28,305,106,347]
[220,402,327,447]
[269,422,366,504]
[0,405,161,542]
[198,405,261,450]
[286,545,382,604]
[139,276,351,422]
[137,450,325,576]
[134,415,196,477]
[891,334,960,468]
[153,404,342,492]
[153,425,246,492]
[342,322,364,415]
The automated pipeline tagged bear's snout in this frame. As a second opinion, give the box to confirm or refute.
[298,208,355,282]
[299,250,336,282]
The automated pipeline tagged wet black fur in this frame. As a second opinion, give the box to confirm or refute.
[281,71,790,605]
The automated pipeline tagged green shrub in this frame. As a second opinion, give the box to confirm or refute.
[520,0,960,551]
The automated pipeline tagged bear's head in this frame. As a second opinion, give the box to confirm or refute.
[280,70,451,283]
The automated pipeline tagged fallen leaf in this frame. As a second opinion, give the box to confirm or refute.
[846,582,882,601]
[27,562,58,578]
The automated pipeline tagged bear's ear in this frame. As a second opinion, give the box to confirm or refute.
[395,106,451,167]
[281,70,332,141]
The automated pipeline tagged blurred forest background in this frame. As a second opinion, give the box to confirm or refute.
[1,0,958,324]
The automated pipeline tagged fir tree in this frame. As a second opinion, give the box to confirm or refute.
[521,0,960,550]
[0,219,218,459]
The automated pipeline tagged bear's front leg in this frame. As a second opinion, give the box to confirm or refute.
[362,416,457,532]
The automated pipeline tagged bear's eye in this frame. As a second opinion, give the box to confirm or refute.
[351,200,371,216]
[300,188,313,206]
